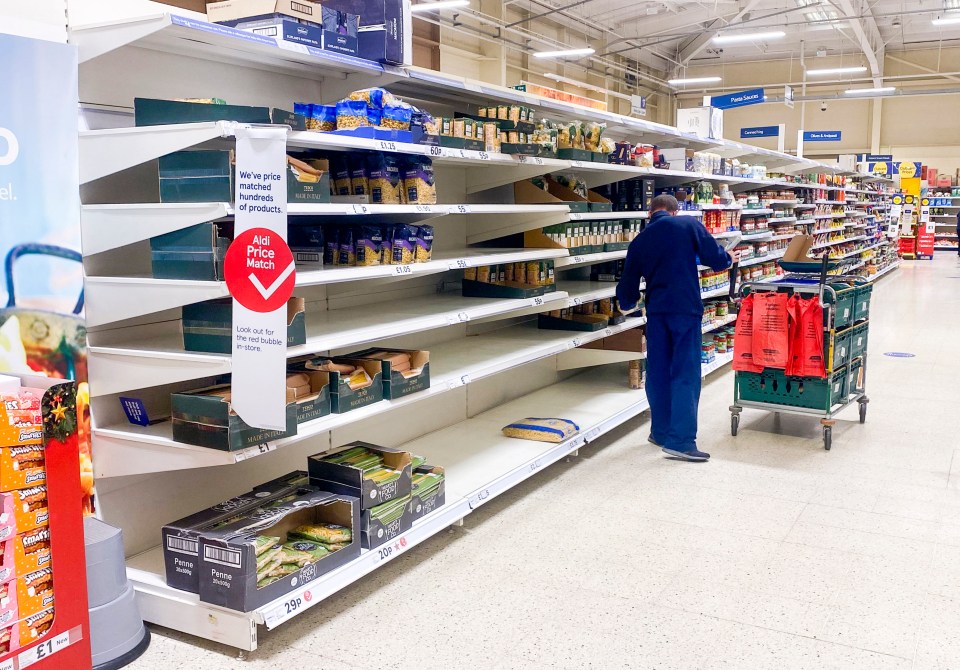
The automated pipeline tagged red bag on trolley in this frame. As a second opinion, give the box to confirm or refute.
[751,291,790,369]
[732,293,763,372]
[786,295,826,378]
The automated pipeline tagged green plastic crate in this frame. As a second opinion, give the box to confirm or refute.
[829,327,853,369]
[847,357,863,396]
[854,284,873,321]
[826,284,856,329]
[850,322,869,358]
[736,366,847,411]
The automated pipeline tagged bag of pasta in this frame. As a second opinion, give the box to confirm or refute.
[584,121,606,151]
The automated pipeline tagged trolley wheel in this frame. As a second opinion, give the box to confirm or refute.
[859,402,867,424]
[823,426,832,451]
[731,413,739,437]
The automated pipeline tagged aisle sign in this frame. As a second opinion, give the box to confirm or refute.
[711,88,764,110]
[740,126,779,138]
[867,161,892,176]
[802,131,841,142]
[630,95,647,117]
[228,127,292,430]
[784,85,794,109]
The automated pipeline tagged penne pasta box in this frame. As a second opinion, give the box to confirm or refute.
[345,349,430,400]
[197,489,360,612]
[161,471,309,594]
[307,442,413,510]
[360,494,413,549]
[409,465,446,522]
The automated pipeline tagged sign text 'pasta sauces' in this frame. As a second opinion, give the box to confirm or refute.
[227,127,291,430]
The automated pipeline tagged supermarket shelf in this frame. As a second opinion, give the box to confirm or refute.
[568,210,648,221]
[796,218,816,225]
[766,216,797,223]
[91,315,647,478]
[701,284,734,299]
[833,241,884,259]
[935,234,959,239]
[869,262,901,281]
[556,280,618,306]
[703,314,739,332]
[124,355,734,651]
[740,232,774,241]
[815,200,847,205]
[935,245,959,250]
[554,249,627,269]
[87,290,570,396]
[739,208,774,216]
[81,202,572,256]
[739,250,786,268]
[762,199,800,205]
[794,204,817,209]
[814,214,844,220]
[712,230,744,239]
[85,247,570,327]
[769,233,797,242]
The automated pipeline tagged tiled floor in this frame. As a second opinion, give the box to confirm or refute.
[130,257,960,669]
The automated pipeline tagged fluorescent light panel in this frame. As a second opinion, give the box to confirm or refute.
[932,15,960,25]
[532,47,595,58]
[409,0,469,12]
[667,76,722,85]
[806,66,867,75]
[712,31,785,44]
[843,86,895,94]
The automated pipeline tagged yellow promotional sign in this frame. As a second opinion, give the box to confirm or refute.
[902,179,921,198]
[897,161,917,178]
[921,197,930,207]
[892,195,904,205]
[868,162,890,176]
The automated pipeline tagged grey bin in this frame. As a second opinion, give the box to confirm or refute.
[84,518,150,669]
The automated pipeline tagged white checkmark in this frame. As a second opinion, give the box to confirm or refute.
[249,261,296,300]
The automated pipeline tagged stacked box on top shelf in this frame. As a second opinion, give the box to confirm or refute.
[462,260,556,298]
[0,384,53,645]
[308,443,416,548]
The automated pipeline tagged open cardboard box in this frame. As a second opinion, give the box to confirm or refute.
[410,465,445,522]
[290,370,332,424]
[197,489,361,611]
[513,178,589,212]
[171,384,298,451]
[344,349,430,400]
[307,442,413,510]
[183,297,306,354]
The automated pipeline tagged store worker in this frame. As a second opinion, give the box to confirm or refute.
[616,194,733,462]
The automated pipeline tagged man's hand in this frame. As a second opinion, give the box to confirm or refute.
[728,249,741,263]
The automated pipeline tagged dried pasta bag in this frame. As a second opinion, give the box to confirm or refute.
[414,225,434,262]
[254,535,281,556]
[311,105,336,132]
[288,523,353,545]
[391,224,416,264]
[381,102,413,130]
[324,226,340,266]
[584,121,606,151]
[403,157,436,204]
[336,99,369,130]
[332,156,352,196]
[348,87,395,109]
[367,105,382,127]
[338,227,356,266]
[295,102,317,129]
[368,153,402,204]
[256,546,282,572]
[356,226,383,266]
[502,417,580,443]
[350,156,369,196]
[281,540,330,564]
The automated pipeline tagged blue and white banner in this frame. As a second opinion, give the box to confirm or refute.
[740,126,780,138]
[711,88,764,110]
[802,130,842,142]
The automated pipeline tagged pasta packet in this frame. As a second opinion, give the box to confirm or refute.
[356,226,383,266]
[331,155,352,196]
[368,153,402,204]
[336,100,369,130]
[402,157,437,204]
[351,156,369,196]
[338,227,356,266]
[347,87,396,109]
[584,121,606,151]
[324,227,340,266]
[414,225,434,262]
[381,102,413,130]
[391,224,417,264]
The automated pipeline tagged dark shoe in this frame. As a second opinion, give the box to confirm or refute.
[662,447,710,462]
[648,435,663,447]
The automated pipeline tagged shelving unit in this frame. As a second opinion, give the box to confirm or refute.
[71,4,897,655]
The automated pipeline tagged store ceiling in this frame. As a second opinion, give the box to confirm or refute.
[504,0,960,78]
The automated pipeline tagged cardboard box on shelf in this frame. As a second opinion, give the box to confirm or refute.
[183,297,306,354]
[409,465,445,522]
[16,606,53,646]
[161,472,308,593]
[171,384,298,451]
[13,567,54,620]
[344,349,430,400]
[197,489,361,611]
[150,221,232,281]
[290,371,332,424]
[13,527,51,576]
[0,486,48,537]
[307,442,413,510]
[206,0,323,23]
[0,390,43,448]
[325,0,405,63]
[359,494,412,549]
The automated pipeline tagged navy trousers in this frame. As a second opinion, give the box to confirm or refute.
[645,313,703,453]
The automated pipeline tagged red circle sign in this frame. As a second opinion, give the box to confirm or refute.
[224,228,296,313]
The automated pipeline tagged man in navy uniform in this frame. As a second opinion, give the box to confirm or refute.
[616,194,733,461]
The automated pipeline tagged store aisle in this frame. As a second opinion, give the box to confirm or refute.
[130,258,960,670]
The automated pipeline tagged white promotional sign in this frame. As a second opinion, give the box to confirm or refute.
[631,95,647,117]
[784,85,794,109]
[921,206,935,233]
[901,205,914,236]
[226,127,292,430]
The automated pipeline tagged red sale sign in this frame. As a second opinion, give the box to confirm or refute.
[224,228,296,312]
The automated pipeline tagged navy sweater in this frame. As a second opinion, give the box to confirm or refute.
[616,210,732,317]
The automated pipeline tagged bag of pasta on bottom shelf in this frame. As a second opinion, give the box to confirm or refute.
[197,489,360,611]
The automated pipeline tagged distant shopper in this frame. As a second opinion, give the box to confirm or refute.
[616,194,733,462]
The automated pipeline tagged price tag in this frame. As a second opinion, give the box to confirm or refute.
[446,311,470,325]
[393,265,413,275]
[571,160,585,168]
[530,296,545,307]
[569,337,583,349]
[572,255,585,264]
[373,535,410,564]
[429,145,442,156]
[458,149,468,158]
[451,258,469,269]
[18,630,74,668]
[453,204,471,214]
[584,427,601,441]
[519,155,544,165]
[262,589,314,628]
[572,297,583,306]
[478,151,491,161]
[379,140,397,151]
[529,458,543,472]
[0,658,12,670]
[604,328,613,337]
[471,488,491,508]
[351,204,370,215]
[235,443,276,462]
[414,204,433,213]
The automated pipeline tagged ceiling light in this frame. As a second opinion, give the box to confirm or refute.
[712,31,785,44]
[806,66,867,75]
[932,15,960,25]
[532,47,595,58]
[409,0,469,11]
[667,76,722,85]
[843,86,896,95]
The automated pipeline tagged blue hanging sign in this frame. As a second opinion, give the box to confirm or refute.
[802,131,842,142]
[740,125,780,138]
[864,154,892,161]
[711,88,765,110]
